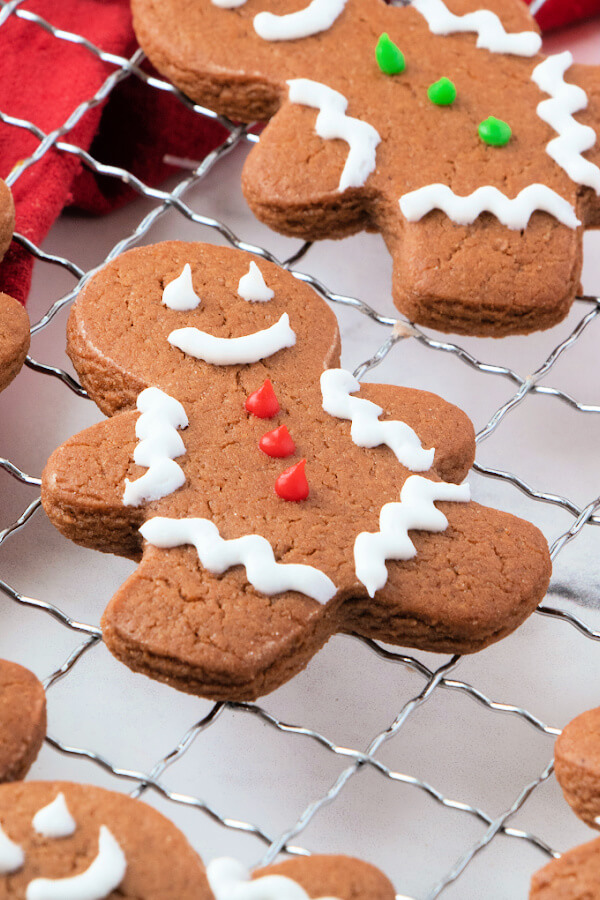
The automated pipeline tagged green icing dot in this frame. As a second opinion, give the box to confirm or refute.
[479,116,512,147]
[427,77,457,106]
[375,33,405,76]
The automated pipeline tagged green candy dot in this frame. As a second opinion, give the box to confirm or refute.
[479,116,512,147]
[427,77,457,106]
[376,33,405,76]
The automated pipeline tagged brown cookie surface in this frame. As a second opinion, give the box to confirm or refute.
[131,0,600,336]
[0,661,45,784]
[0,294,29,394]
[0,179,14,264]
[530,836,600,899]
[0,781,212,899]
[555,707,600,830]
[253,855,395,898]
[42,241,551,700]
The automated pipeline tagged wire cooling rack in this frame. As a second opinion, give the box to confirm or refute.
[1,2,600,897]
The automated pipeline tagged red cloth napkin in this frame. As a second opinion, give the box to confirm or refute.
[0,0,597,305]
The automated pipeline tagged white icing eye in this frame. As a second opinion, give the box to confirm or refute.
[162,264,201,311]
[0,822,24,875]
[237,262,275,302]
[32,793,77,839]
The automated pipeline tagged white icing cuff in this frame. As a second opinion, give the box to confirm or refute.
[207,857,341,900]
[254,0,347,41]
[412,0,542,56]
[238,261,275,302]
[0,823,24,875]
[33,793,77,839]
[162,263,202,311]
[168,313,296,365]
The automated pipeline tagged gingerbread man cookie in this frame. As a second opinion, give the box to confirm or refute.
[0,182,26,393]
[555,706,600,830]
[132,0,600,336]
[41,242,551,700]
[0,660,46,784]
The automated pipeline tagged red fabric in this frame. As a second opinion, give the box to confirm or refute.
[526,0,600,30]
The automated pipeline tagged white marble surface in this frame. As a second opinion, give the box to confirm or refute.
[0,16,600,900]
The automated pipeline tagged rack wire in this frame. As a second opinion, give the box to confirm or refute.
[0,2,598,896]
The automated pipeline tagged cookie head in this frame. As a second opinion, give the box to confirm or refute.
[530,835,600,899]
[555,707,600,830]
[0,293,29,393]
[0,660,45,784]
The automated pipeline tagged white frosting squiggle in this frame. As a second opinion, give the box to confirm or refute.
[532,51,600,196]
[26,826,127,900]
[140,517,337,604]
[254,0,347,41]
[123,387,188,508]
[207,858,341,900]
[320,369,434,471]
[168,313,296,365]
[238,262,274,302]
[399,183,581,229]
[354,475,470,597]
[162,263,201,311]
[0,823,24,874]
[412,0,541,56]
[287,79,381,192]
[32,793,77,839]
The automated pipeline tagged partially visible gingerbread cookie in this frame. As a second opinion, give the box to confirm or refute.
[0,660,46,783]
[0,293,29,393]
[0,178,14,264]
[530,836,600,899]
[555,707,600,830]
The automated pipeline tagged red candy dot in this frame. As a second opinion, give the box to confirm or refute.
[245,378,279,419]
[275,459,309,502]
[259,425,296,458]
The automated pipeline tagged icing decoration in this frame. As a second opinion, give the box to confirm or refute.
[532,51,600,196]
[26,826,127,900]
[123,387,188,507]
[238,261,275,302]
[427,77,456,106]
[287,79,381,192]
[140,517,336,603]
[399,183,581,229]
[245,378,280,418]
[320,368,434,471]
[478,116,512,146]
[32,793,77,839]
[0,823,24,875]
[254,0,347,41]
[162,263,201,311]
[259,425,296,458]
[207,857,341,900]
[211,0,246,7]
[275,459,309,501]
[354,474,471,597]
[412,0,542,57]
[375,33,405,76]
[168,314,296,365]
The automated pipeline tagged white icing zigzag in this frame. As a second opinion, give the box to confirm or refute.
[255,0,347,41]
[320,368,434,471]
[140,517,337,604]
[532,51,600,196]
[207,857,341,900]
[412,0,541,57]
[123,387,188,508]
[399,183,581,229]
[287,79,381,193]
[354,475,470,597]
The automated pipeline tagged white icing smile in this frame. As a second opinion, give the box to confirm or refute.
[168,313,296,365]
[412,0,542,56]
[254,0,347,40]
[207,857,341,900]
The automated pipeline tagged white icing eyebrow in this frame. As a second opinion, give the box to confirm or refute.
[287,79,381,193]
[207,857,341,899]
[532,51,600,196]
[168,313,296,365]
[398,183,581,229]
[25,826,126,900]
[254,0,347,41]
[140,517,337,604]
[238,261,275,302]
[412,0,542,56]
[321,369,434,471]
[0,822,24,875]
[32,793,77,839]
[162,263,201,311]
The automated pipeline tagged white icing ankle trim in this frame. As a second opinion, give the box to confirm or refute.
[238,261,274,302]
[0,823,24,874]
[32,794,77,839]
[321,369,434,471]
[354,475,470,597]
[168,313,296,365]
[123,387,188,508]
[207,857,341,900]
[287,79,381,192]
[399,183,581,229]
[140,517,337,604]
[26,826,126,900]
[532,51,600,196]
[412,0,541,56]
[162,263,202,311]
[254,0,347,40]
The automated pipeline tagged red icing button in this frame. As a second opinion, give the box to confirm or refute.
[245,378,279,418]
[275,459,309,501]
[259,425,296,458]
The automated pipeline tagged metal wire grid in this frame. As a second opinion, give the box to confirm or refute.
[0,1,598,896]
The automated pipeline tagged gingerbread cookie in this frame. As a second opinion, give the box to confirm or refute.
[530,836,600,899]
[41,242,551,700]
[131,0,600,336]
[555,707,600,830]
[0,660,45,784]
[0,294,30,394]
[0,178,13,265]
